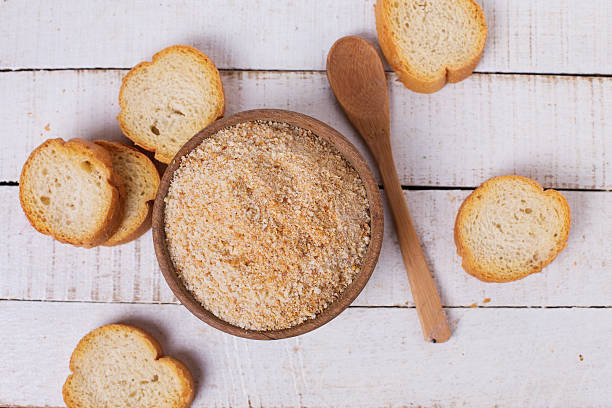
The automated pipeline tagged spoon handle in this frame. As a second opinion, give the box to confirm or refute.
[373,139,451,343]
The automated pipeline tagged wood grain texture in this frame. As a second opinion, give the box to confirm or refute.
[327,36,449,342]
[2,70,611,188]
[3,187,612,307]
[2,301,612,407]
[1,0,611,74]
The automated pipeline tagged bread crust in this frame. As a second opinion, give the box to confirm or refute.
[63,323,194,408]
[118,45,225,163]
[159,357,195,407]
[19,138,124,248]
[375,0,487,94]
[94,140,160,246]
[454,175,571,283]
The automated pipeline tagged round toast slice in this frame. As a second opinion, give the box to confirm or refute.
[454,175,571,282]
[375,0,487,93]
[19,138,124,247]
[94,141,160,246]
[118,45,225,163]
[63,324,194,408]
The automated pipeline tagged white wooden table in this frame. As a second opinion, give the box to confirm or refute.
[1,1,611,406]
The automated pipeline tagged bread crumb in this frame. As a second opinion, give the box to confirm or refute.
[483,298,491,303]
[165,121,371,331]
[44,123,50,131]
[579,354,583,361]
[468,303,477,308]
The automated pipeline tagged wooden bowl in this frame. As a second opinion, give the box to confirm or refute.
[152,109,383,339]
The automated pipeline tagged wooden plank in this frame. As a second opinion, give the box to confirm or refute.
[3,186,612,307]
[2,70,611,189]
[1,301,611,407]
[2,184,170,304]
[1,0,611,74]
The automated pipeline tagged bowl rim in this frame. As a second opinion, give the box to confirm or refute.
[152,109,384,339]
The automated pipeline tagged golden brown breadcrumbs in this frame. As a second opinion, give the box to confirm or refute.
[164,121,371,330]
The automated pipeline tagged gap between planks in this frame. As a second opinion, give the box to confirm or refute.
[2,182,611,192]
[1,297,611,309]
[2,67,612,79]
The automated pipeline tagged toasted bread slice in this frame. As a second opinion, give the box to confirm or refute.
[375,0,487,93]
[63,324,194,408]
[118,45,225,163]
[454,175,571,282]
[94,141,160,246]
[19,138,124,247]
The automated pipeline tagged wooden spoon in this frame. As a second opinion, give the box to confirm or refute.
[327,36,451,343]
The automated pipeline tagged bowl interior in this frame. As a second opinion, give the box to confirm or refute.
[152,109,383,339]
